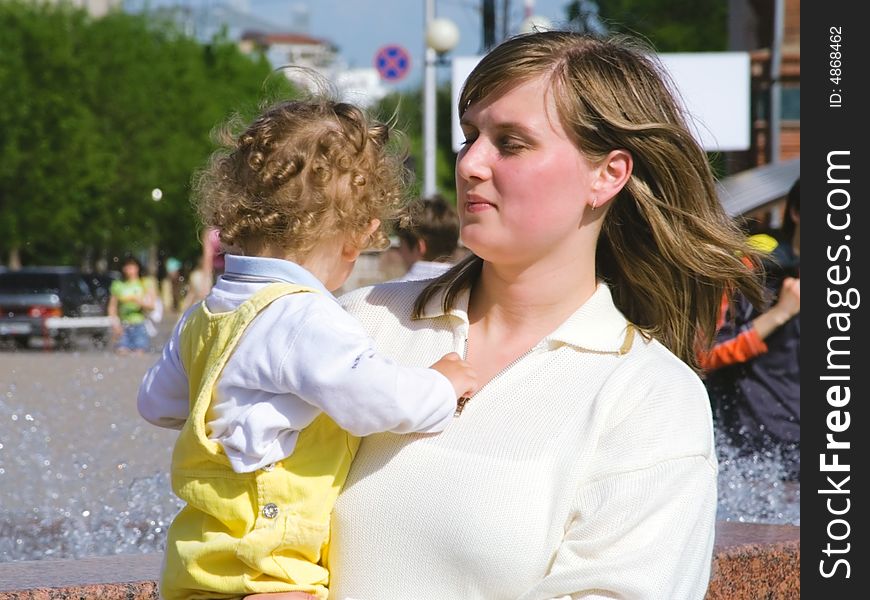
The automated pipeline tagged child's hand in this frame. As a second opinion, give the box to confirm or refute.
[430,352,478,399]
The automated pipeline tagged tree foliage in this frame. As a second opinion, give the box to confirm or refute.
[372,83,458,206]
[0,1,293,267]
[565,0,728,52]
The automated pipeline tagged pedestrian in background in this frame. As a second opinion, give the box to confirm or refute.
[107,256,155,355]
[393,193,461,281]
[701,178,801,479]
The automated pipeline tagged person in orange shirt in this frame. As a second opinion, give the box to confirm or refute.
[700,179,800,479]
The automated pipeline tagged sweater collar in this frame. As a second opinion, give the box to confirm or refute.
[417,281,635,354]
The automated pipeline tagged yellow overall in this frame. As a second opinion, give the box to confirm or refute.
[161,283,360,600]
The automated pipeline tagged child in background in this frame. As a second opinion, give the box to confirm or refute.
[137,97,477,600]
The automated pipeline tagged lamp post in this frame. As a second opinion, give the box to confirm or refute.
[423,0,459,198]
[518,0,553,34]
[147,188,163,277]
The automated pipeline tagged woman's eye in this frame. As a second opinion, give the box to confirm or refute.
[498,137,525,153]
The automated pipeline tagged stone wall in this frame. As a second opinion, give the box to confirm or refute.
[0,521,798,599]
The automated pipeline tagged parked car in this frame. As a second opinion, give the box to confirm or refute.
[0,267,113,349]
[81,270,121,312]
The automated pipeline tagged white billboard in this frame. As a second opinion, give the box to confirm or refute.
[451,52,751,153]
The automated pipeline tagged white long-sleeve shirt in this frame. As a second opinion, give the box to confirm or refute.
[328,279,718,600]
[137,255,457,473]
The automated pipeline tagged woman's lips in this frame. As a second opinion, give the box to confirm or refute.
[464,196,495,213]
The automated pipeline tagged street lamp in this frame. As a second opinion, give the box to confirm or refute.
[148,188,163,276]
[423,0,459,198]
[518,0,553,35]
[518,14,553,34]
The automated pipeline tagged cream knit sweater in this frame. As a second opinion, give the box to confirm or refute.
[328,280,717,600]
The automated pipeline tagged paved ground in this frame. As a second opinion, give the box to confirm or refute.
[0,315,181,561]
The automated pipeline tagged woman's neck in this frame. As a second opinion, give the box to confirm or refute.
[468,257,597,335]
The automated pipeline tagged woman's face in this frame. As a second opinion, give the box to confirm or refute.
[122,262,140,280]
[456,74,597,267]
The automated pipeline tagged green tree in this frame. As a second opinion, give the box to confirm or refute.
[0,2,108,266]
[565,0,728,51]
[0,2,293,268]
[373,82,458,207]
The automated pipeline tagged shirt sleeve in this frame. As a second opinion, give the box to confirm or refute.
[519,359,718,600]
[136,308,192,429]
[277,299,458,437]
[698,292,768,371]
[520,457,717,600]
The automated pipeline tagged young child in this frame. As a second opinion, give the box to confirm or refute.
[137,98,477,600]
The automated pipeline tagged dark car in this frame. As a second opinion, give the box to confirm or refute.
[0,267,112,349]
[81,270,121,312]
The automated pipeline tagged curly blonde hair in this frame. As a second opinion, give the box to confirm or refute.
[193,98,407,258]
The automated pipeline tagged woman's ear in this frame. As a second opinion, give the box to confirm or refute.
[590,149,632,210]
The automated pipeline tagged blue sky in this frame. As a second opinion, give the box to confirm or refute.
[163,0,573,87]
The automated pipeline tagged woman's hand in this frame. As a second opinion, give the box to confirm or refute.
[773,276,800,321]
[751,276,800,340]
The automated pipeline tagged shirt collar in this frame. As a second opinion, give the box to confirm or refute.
[222,254,333,297]
[417,280,634,354]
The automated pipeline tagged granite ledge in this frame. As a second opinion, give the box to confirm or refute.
[0,521,799,599]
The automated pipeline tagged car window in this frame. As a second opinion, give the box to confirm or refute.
[76,278,93,298]
[59,276,82,298]
[0,273,63,294]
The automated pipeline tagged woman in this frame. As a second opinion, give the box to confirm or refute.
[108,256,155,355]
[250,31,764,600]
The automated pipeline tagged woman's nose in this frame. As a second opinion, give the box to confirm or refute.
[456,139,491,181]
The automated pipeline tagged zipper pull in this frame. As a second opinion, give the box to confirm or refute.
[454,396,471,417]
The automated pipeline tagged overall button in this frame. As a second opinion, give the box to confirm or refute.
[261,463,275,472]
[262,503,279,519]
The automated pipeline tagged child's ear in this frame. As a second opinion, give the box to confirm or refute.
[341,219,382,262]
[341,243,362,262]
[363,219,381,241]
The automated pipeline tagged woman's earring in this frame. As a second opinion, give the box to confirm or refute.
[591,196,598,212]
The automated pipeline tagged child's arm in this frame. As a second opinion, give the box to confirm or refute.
[279,301,472,437]
[137,309,192,429]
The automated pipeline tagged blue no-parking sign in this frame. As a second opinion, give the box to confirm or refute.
[375,45,411,82]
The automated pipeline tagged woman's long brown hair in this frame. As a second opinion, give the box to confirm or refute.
[414,31,765,372]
